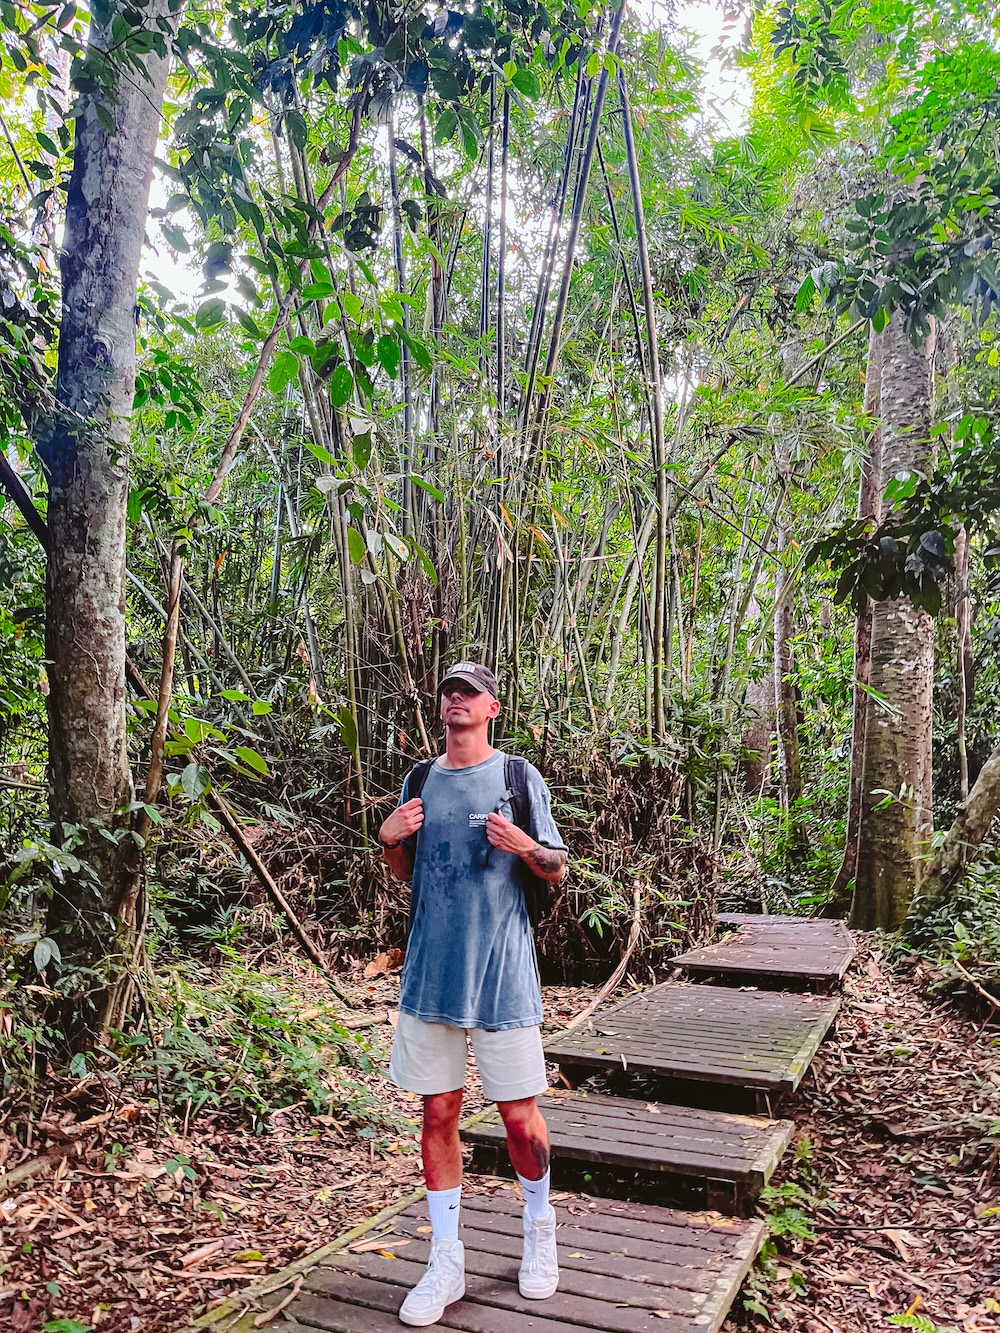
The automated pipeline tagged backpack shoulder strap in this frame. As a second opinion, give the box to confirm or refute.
[503,754,531,830]
[407,757,435,801]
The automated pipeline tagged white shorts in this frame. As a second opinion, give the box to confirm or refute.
[389,1011,548,1103]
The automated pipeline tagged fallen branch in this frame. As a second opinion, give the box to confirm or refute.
[951,958,1000,1012]
[562,881,645,1033]
[208,793,356,1009]
[0,1138,92,1196]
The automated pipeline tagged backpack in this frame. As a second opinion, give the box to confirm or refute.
[406,753,553,929]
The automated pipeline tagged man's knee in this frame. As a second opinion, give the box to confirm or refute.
[422,1089,463,1136]
[497,1095,543,1139]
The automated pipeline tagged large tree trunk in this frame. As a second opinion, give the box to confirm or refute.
[852,312,935,930]
[829,327,883,910]
[36,0,179,1042]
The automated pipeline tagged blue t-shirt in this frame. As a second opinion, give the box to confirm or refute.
[396,752,567,1031]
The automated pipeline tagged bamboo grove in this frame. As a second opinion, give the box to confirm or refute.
[2,0,1000,1043]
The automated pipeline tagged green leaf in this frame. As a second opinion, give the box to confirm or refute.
[463,16,494,48]
[510,67,539,99]
[330,364,354,408]
[234,746,270,776]
[43,1322,92,1333]
[337,705,358,754]
[95,104,115,134]
[347,526,367,564]
[269,349,299,394]
[430,66,464,101]
[181,762,211,801]
[794,274,816,313]
[301,281,335,300]
[408,536,439,586]
[351,427,373,469]
[411,475,445,502]
[33,937,60,972]
[377,334,400,378]
[251,700,273,716]
[400,328,433,372]
[435,107,458,144]
[285,108,308,150]
[234,307,262,338]
[195,298,227,330]
[219,689,251,701]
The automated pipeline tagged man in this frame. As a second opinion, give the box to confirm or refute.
[378,661,568,1328]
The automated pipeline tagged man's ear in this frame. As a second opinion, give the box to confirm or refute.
[488,698,501,719]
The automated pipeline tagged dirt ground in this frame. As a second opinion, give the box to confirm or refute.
[1,937,998,1333]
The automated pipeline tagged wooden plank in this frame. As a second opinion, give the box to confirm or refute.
[270,1196,765,1333]
[674,919,855,983]
[544,984,840,1092]
[462,1091,793,1192]
[716,913,818,926]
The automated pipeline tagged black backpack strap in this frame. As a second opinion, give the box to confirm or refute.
[503,755,552,930]
[407,757,435,801]
[503,755,530,829]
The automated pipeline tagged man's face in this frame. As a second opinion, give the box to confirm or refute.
[439,681,499,729]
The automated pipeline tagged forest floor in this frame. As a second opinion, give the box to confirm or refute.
[0,936,998,1333]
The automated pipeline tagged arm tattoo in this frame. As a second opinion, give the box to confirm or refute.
[525,844,567,876]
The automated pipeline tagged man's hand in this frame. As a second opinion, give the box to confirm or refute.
[486,813,567,884]
[379,797,424,847]
[485,811,535,856]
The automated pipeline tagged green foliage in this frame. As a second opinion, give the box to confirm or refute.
[887,1311,960,1332]
[809,412,999,615]
[143,948,380,1126]
[904,858,1000,964]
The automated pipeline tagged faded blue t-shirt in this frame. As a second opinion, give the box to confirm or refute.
[397,752,566,1031]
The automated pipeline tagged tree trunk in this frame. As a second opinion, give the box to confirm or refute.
[829,326,883,909]
[852,312,935,930]
[916,743,1000,909]
[773,351,805,852]
[36,0,179,1042]
[954,525,971,800]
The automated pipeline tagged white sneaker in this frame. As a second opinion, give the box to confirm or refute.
[398,1238,465,1327]
[518,1205,558,1299]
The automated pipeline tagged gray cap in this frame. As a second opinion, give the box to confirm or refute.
[438,661,500,700]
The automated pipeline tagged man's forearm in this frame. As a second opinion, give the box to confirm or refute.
[520,842,567,884]
[383,843,415,883]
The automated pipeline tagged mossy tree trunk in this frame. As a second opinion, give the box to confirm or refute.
[851,312,935,930]
[36,0,180,1045]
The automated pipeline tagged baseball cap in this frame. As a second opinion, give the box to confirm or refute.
[438,661,500,700]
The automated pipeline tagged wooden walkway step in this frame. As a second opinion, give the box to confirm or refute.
[544,983,840,1095]
[672,917,855,986]
[239,1192,765,1333]
[462,1089,795,1214]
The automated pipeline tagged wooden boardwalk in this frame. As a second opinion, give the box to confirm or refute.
[462,1089,794,1214]
[672,917,855,986]
[187,913,854,1333]
[229,1193,765,1333]
[544,983,840,1093]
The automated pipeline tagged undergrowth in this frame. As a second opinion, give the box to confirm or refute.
[904,859,1000,966]
[126,948,387,1129]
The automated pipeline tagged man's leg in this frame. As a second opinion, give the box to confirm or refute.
[498,1096,558,1300]
[497,1095,550,1183]
[422,1088,464,1191]
[388,1016,468,1327]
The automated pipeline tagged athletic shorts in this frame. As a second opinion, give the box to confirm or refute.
[389,1011,548,1103]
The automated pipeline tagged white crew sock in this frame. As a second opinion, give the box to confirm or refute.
[516,1168,551,1220]
[426,1185,462,1243]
